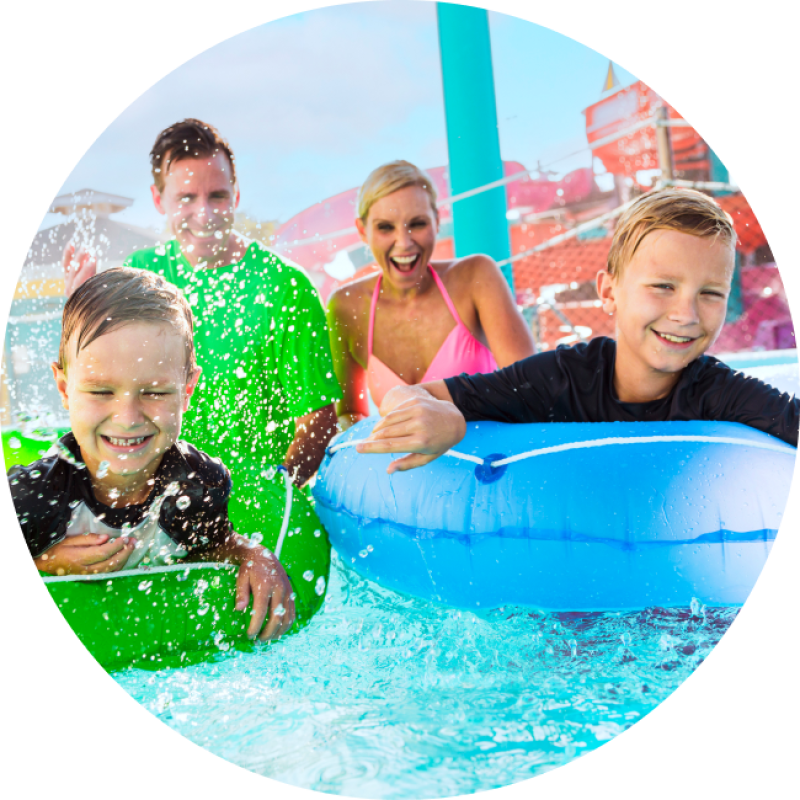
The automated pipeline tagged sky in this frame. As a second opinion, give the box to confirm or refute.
[43,0,638,232]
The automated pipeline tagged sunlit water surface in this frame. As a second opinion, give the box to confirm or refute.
[114,553,738,798]
[49,357,792,795]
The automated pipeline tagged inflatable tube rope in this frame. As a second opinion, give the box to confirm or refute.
[314,418,795,610]
[42,467,330,671]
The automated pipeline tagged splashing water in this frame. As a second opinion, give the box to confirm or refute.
[96,461,110,479]
[56,440,87,470]
[115,553,739,798]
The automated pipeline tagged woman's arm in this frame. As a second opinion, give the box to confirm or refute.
[467,255,536,367]
[326,288,370,430]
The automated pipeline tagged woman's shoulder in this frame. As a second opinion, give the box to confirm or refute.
[432,254,505,297]
[327,271,379,319]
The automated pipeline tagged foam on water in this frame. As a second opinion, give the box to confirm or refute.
[114,553,738,798]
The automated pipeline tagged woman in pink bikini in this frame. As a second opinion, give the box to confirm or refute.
[327,160,536,428]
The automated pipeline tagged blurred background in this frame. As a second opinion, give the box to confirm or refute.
[4,0,791,435]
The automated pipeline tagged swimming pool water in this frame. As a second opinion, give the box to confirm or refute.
[41,352,794,797]
[114,552,739,798]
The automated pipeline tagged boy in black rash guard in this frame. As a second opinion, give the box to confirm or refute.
[9,268,295,641]
[356,188,799,471]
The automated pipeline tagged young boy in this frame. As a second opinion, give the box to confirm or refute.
[356,188,799,471]
[10,268,294,641]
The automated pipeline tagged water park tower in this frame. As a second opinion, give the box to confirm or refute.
[437,4,513,290]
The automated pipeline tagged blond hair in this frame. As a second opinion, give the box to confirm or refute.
[357,160,439,222]
[608,188,736,279]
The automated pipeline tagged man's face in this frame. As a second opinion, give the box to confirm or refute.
[598,229,735,381]
[151,152,239,265]
[53,322,200,499]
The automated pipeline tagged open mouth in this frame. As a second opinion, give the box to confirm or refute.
[101,434,155,452]
[389,254,421,274]
[652,329,699,348]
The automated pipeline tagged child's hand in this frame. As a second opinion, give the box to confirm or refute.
[234,546,296,641]
[34,533,136,575]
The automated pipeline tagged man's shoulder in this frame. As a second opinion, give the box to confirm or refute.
[242,241,313,284]
[124,240,181,273]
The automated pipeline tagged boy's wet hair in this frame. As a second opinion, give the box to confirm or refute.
[608,188,736,278]
[59,268,196,375]
[150,118,236,193]
[357,160,439,223]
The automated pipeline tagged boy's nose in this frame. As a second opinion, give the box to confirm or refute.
[668,292,700,325]
[112,395,147,427]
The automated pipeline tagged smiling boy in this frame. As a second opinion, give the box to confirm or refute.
[356,188,799,470]
[10,268,295,641]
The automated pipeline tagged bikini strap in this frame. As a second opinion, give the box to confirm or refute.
[368,273,382,356]
[428,266,461,324]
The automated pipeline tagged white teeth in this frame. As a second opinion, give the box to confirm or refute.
[106,436,148,446]
[659,333,694,343]
[392,255,417,265]
[190,229,215,239]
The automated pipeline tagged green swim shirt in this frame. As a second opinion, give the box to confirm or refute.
[125,240,341,475]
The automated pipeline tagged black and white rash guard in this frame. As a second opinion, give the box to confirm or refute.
[9,433,233,567]
[444,337,799,446]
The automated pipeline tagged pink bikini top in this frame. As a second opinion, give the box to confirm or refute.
[367,266,498,408]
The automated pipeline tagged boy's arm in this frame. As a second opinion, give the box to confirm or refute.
[200,533,296,641]
[356,354,557,473]
[701,365,800,446]
[356,382,466,473]
[35,534,136,575]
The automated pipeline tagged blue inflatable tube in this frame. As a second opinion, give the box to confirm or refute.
[313,419,796,610]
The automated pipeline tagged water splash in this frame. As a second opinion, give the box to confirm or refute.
[115,554,740,798]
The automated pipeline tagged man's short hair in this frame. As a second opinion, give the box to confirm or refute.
[150,118,236,193]
[59,268,196,375]
[608,188,737,279]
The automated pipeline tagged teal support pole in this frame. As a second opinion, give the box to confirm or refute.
[709,146,732,196]
[437,3,513,291]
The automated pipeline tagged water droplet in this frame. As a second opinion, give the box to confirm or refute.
[138,580,153,592]
[313,529,321,538]
[197,603,210,616]
[274,603,286,617]
[315,576,326,596]
[250,532,264,545]
[263,466,277,480]
[303,570,314,582]
[165,481,180,497]
[30,469,41,479]
[359,549,368,558]
[367,544,374,552]
[176,495,191,511]
[8,437,21,449]
[96,460,110,479]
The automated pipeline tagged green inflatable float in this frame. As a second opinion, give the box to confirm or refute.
[6,433,331,671]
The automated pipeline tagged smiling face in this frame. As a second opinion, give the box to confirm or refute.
[597,229,735,402]
[53,322,200,504]
[356,185,439,291]
[151,151,240,268]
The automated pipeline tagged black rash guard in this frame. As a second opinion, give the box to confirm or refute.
[444,337,799,447]
[9,433,233,563]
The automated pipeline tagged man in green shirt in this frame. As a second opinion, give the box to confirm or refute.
[63,119,341,490]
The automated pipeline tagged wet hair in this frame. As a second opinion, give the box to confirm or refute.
[150,118,236,193]
[59,268,196,375]
[357,160,439,223]
[608,188,736,279]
